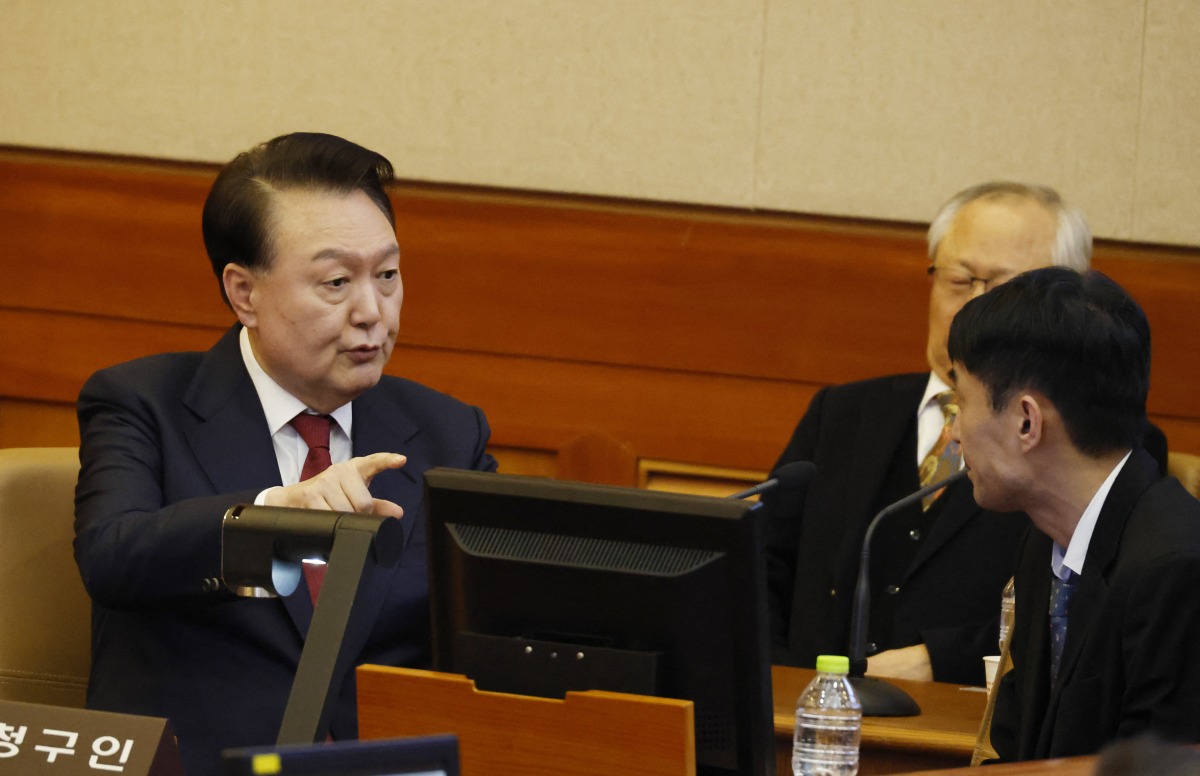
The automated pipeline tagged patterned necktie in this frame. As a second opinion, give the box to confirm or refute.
[919,390,961,510]
[290,412,334,604]
[1049,571,1079,687]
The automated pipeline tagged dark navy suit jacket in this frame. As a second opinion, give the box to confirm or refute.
[74,326,496,776]
[990,448,1200,760]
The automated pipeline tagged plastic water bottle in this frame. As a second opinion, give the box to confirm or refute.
[998,577,1016,652]
[792,654,862,776]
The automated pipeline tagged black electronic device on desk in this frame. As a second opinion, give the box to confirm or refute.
[423,467,775,776]
[221,734,459,776]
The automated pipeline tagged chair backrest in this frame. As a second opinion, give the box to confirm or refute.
[0,447,90,707]
[1168,451,1200,499]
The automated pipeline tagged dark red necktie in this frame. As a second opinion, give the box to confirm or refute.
[290,412,334,604]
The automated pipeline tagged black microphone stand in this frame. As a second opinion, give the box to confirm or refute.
[219,505,406,743]
[847,469,969,716]
[725,461,816,501]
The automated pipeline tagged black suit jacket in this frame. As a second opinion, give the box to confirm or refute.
[764,374,1038,684]
[74,326,496,776]
[990,448,1200,761]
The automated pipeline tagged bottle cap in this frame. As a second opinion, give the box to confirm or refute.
[815,655,850,674]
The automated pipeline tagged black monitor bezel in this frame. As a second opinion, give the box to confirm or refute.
[423,467,774,776]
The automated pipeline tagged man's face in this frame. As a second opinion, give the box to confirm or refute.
[236,187,402,413]
[926,197,1057,384]
[951,366,1027,513]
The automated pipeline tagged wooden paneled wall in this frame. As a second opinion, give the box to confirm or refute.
[2,148,1198,493]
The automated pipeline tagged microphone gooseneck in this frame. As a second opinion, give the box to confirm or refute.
[846,468,970,717]
[725,460,816,500]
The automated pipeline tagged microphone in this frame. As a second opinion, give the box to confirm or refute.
[846,468,970,716]
[726,461,816,500]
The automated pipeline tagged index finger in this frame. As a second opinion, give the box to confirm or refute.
[353,453,407,482]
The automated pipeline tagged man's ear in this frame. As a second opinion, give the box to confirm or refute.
[1016,394,1044,452]
[222,264,257,328]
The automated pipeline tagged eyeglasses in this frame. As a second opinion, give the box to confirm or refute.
[926,264,1011,298]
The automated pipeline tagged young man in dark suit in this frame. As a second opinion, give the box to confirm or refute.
[74,133,497,776]
[949,267,1200,759]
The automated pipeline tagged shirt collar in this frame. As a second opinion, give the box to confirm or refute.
[919,371,954,414]
[1052,450,1132,581]
[238,326,353,438]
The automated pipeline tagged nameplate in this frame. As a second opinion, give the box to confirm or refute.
[0,699,182,776]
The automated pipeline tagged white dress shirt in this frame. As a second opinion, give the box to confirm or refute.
[916,372,956,466]
[238,327,353,500]
[1052,450,1132,581]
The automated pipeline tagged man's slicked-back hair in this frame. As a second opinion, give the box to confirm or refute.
[947,267,1150,457]
[927,181,1092,272]
[202,132,396,305]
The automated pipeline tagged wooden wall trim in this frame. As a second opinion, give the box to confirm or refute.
[3,148,1199,484]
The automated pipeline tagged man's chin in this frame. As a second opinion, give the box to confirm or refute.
[969,481,1015,514]
[333,366,385,400]
[965,471,988,504]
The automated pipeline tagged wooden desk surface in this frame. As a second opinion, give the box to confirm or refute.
[896,755,1096,775]
[772,666,988,775]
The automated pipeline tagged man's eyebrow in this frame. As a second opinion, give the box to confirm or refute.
[310,244,400,263]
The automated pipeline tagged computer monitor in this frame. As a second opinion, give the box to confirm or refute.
[423,468,774,776]
[221,734,458,776]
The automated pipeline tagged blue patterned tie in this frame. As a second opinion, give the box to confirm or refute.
[1049,571,1079,686]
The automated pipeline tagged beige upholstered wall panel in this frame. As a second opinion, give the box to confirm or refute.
[1133,0,1200,246]
[377,2,766,206]
[756,1,1144,238]
[1,1,1197,246]
[0,0,765,207]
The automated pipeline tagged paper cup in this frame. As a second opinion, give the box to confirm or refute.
[983,655,1001,690]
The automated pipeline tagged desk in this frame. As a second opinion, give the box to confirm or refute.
[772,666,987,775]
[897,755,1096,775]
[359,664,988,776]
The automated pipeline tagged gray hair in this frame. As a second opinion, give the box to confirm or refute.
[926,181,1092,272]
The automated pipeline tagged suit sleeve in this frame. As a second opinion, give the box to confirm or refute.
[468,405,499,474]
[74,368,258,609]
[922,617,998,686]
[1116,551,1200,740]
[761,388,826,651]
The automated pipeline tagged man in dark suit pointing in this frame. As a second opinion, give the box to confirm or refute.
[73,133,496,775]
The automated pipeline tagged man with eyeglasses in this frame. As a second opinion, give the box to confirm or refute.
[763,182,1167,686]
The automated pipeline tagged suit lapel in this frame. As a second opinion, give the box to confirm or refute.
[828,375,927,597]
[905,478,981,578]
[351,384,421,539]
[179,330,434,651]
[182,326,282,496]
[1017,531,1055,758]
[182,326,314,636]
[852,375,927,521]
[1048,449,1158,703]
[1034,449,1157,755]
[331,383,423,660]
